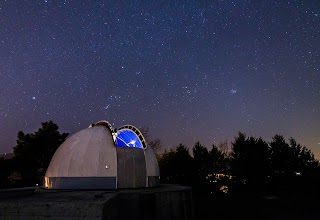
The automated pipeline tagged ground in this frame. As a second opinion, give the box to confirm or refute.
[193,191,320,220]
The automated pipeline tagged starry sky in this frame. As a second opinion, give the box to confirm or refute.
[1,0,319,158]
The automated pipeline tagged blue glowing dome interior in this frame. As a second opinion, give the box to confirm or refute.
[114,129,143,148]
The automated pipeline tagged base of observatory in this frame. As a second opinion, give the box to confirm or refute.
[0,184,195,220]
[44,176,160,189]
[44,177,117,189]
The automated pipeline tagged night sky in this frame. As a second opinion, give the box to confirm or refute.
[1,1,319,158]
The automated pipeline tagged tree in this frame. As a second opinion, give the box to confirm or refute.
[158,143,194,186]
[173,143,195,185]
[288,137,319,177]
[210,142,230,174]
[230,132,247,181]
[139,127,163,157]
[148,138,163,159]
[269,135,291,176]
[230,132,270,192]
[158,148,177,183]
[13,120,69,186]
[192,142,210,178]
[268,135,320,194]
[192,142,210,192]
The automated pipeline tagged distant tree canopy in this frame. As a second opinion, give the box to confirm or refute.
[270,135,319,177]
[193,142,210,179]
[157,132,320,195]
[159,141,230,190]
[231,132,270,187]
[159,143,194,186]
[229,132,319,193]
[12,120,69,186]
[230,132,318,181]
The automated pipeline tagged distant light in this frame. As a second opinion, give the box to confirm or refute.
[295,172,301,176]
[105,165,109,169]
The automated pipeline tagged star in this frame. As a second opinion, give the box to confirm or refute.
[0,0,319,160]
[104,104,110,110]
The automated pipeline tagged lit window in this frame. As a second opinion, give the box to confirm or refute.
[114,129,143,148]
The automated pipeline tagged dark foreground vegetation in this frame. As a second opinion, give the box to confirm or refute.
[157,133,320,219]
[1,121,320,219]
[0,121,68,188]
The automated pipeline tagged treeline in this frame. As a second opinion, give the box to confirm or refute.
[0,121,319,198]
[157,132,320,197]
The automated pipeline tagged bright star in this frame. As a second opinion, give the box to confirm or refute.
[104,104,110,110]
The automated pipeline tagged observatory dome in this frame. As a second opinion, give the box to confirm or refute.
[44,120,160,189]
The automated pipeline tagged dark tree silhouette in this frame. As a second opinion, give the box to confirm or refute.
[288,137,319,177]
[148,138,163,159]
[230,132,270,193]
[13,120,68,186]
[158,148,176,183]
[151,130,320,197]
[139,126,163,157]
[192,142,210,178]
[268,135,320,194]
[192,142,210,192]
[230,132,247,181]
[269,135,291,177]
[209,143,230,174]
[158,143,194,186]
[174,144,195,184]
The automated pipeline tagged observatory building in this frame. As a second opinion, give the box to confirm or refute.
[1,121,194,220]
[44,120,160,189]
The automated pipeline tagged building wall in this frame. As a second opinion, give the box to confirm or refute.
[103,185,195,220]
[116,147,147,188]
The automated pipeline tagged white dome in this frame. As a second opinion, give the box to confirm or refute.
[44,121,160,189]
